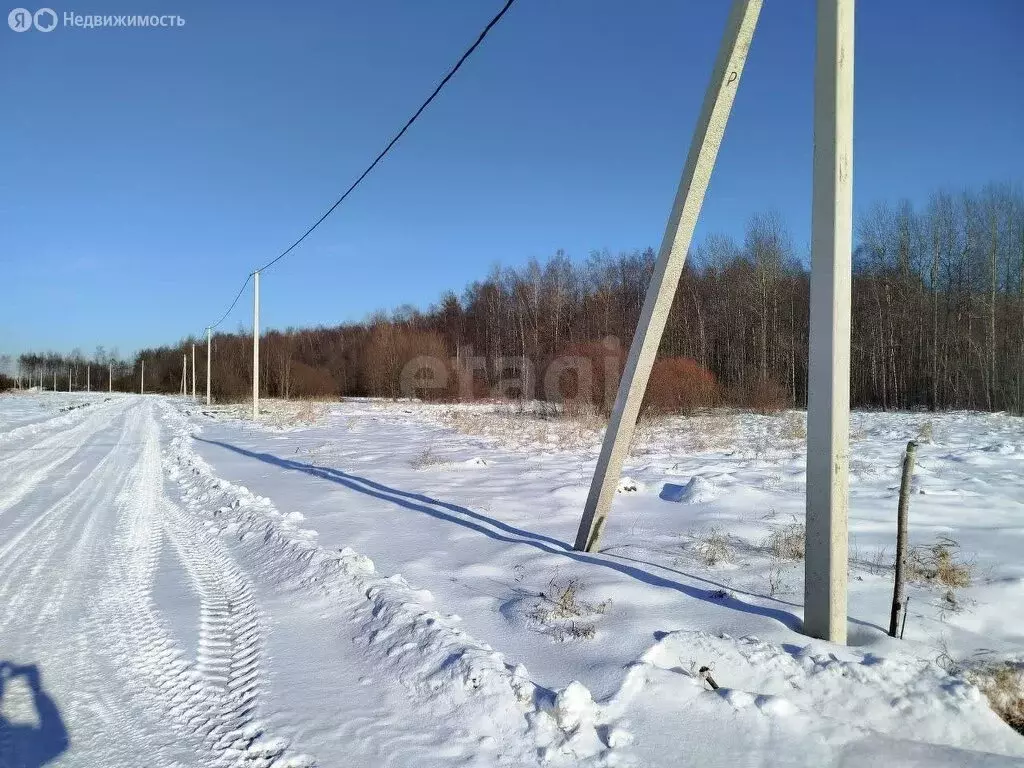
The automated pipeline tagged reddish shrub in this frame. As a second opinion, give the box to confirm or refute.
[643,357,720,414]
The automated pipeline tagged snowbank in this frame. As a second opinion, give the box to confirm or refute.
[160,401,623,766]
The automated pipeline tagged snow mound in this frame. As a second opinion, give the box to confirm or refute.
[659,475,721,503]
[159,401,625,766]
[601,629,1024,765]
[617,476,643,494]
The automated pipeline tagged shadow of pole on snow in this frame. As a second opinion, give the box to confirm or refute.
[196,436,807,632]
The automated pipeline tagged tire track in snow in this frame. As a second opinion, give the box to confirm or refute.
[1,397,308,766]
[0,396,129,518]
[163,498,264,737]
[0,405,133,631]
[97,401,308,767]
[0,395,123,446]
[0,400,162,766]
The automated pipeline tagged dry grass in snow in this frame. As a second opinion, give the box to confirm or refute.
[763,520,806,561]
[907,536,972,589]
[529,578,611,642]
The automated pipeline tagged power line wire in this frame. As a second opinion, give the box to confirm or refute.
[208,273,251,331]
[252,0,516,274]
[253,0,516,275]
[203,0,515,332]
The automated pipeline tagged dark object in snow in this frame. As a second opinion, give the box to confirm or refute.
[699,666,719,690]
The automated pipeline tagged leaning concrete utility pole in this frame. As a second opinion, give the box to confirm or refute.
[191,344,196,399]
[574,0,763,553]
[804,0,855,644]
[206,327,212,406]
[252,271,260,420]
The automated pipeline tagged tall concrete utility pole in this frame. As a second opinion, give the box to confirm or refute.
[804,0,855,644]
[206,327,212,406]
[252,271,260,420]
[574,0,763,553]
[191,344,196,399]
[141,361,145,395]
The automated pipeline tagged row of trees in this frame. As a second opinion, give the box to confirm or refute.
[10,183,1024,414]
[10,348,135,392]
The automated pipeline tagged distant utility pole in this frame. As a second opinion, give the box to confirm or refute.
[87,365,90,393]
[109,363,113,393]
[53,372,56,392]
[181,354,187,396]
[252,271,260,420]
[141,361,145,395]
[67,368,71,393]
[191,344,196,399]
[803,0,855,645]
[574,0,763,553]
[206,327,212,406]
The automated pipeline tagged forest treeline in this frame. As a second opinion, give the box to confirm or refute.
[10,183,1024,414]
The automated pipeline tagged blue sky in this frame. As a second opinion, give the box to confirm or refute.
[2,0,1022,357]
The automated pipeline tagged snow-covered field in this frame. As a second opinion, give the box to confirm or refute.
[1,391,1022,767]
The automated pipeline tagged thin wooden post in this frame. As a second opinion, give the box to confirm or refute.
[889,440,917,637]
[574,0,763,552]
[803,0,855,644]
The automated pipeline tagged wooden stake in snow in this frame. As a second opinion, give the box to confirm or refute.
[889,440,917,637]
[574,0,763,553]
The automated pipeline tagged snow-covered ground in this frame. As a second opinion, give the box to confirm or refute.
[1,392,1022,766]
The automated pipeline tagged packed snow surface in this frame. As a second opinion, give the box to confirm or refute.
[0,391,1022,766]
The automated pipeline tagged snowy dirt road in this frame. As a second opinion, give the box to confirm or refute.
[2,393,1023,768]
[0,395,317,766]
[0,395,597,767]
